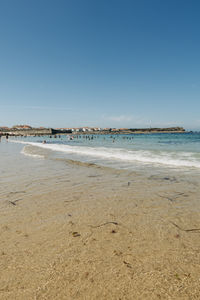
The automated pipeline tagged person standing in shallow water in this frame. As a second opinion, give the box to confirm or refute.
[6,134,8,141]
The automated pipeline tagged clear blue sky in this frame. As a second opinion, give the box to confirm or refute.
[0,0,200,129]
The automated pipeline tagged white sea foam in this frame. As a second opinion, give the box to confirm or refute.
[11,140,200,168]
[21,146,44,159]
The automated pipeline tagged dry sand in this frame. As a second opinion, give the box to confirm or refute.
[1,164,200,299]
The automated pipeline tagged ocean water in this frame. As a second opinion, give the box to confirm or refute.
[1,132,200,212]
[6,132,200,174]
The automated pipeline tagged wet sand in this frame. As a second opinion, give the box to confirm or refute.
[1,156,200,300]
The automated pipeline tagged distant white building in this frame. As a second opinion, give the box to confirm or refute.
[79,128,86,132]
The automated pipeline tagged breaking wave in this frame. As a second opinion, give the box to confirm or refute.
[11,140,200,169]
[21,145,44,159]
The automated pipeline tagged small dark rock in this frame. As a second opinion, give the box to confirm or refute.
[72,232,81,237]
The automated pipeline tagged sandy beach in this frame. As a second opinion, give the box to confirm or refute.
[1,148,200,299]
[1,0,199,297]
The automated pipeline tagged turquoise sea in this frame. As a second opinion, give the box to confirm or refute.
[7,132,200,173]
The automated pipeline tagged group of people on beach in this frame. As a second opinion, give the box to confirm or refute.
[40,134,134,145]
[1,133,134,144]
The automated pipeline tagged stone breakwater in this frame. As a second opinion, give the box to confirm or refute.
[0,127,185,136]
[0,128,71,136]
[95,127,186,135]
[77,127,186,135]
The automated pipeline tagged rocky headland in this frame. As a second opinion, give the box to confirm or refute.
[0,126,186,136]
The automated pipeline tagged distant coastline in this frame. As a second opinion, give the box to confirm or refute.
[0,125,186,136]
